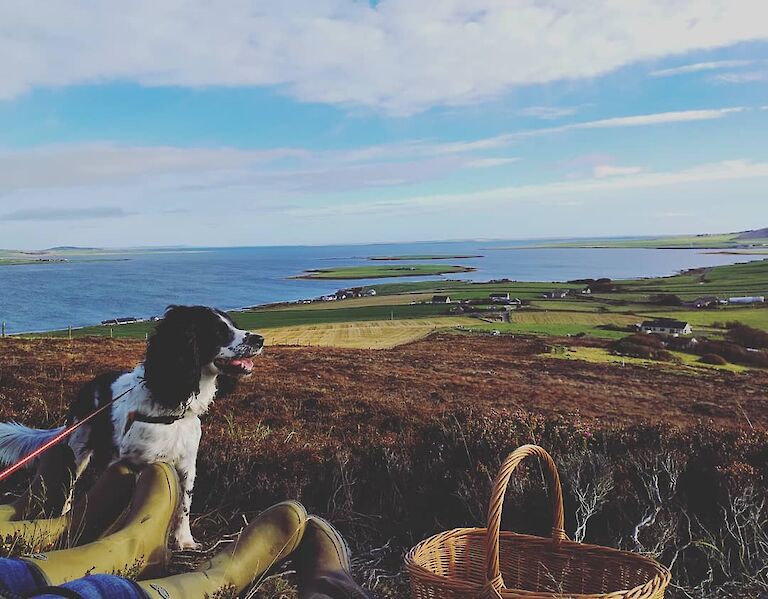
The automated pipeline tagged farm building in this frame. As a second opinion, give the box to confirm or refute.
[489,292,510,302]
[728,296,765,305]
[687,296,721,309]
[431,295,452,304]
[543,289,570,299]
[101,317,140,326]
[640,319,693,336]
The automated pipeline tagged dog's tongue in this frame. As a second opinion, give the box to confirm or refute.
[230,358,254,370]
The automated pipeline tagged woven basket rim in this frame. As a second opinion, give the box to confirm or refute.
[405,527,671,597]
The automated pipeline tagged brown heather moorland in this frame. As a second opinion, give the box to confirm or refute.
[0,335,766,597]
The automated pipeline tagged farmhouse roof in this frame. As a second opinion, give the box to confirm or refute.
[642,319,690,329]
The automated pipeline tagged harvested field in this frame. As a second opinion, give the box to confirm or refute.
[263,317,475,349]
[0,335,766,597]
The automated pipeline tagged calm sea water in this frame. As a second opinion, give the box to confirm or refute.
[0,240,757,333]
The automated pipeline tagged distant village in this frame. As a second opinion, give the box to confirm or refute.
[98,281,765,340]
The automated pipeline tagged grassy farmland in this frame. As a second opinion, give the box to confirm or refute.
[263,317,475,349]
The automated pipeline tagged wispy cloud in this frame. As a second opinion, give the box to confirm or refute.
[593,165,643,178]
[465,157,519,169]
[517,106,580,120]
[0,107,745,194]
[2,206,132,221]
[423,107,748,156]
[291,160,768,218]
[1,2,768,113]
[650,60,756,77]
[712,70,768,84]
[566,108,746,129]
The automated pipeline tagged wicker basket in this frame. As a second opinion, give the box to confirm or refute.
[406,444,671,599]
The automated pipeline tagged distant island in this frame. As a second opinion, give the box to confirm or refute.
[492,227,768,251]
[0,246,210,266]
[294,264,476,280]
[369,254,483,261]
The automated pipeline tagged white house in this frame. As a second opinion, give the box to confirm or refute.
[640,319,693,336]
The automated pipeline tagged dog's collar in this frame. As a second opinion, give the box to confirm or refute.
[123,410,190,434]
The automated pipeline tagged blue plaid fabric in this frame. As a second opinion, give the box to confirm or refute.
[32,574,147,599]
[32,575,148,599]
[0,557,46,597]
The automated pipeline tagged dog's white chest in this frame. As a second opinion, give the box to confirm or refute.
[118,416,201,467]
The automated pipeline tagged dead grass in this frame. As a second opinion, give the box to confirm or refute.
[0,335,766,597]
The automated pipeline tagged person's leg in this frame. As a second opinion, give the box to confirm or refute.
[21,462,179,586]
[296,516,374,599]
[0,461,136,556]
[0,444,76,523]
[31,574,148,599]
[137,500,307,599]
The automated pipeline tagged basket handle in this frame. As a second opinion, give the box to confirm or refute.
[483,445,567,597]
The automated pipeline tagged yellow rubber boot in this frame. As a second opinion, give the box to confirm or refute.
[22,462,179,585]
[139,500,308,599]
[0,444,76,522]
[0,461,136,555]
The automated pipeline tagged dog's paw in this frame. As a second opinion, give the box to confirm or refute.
[174,536,202,551]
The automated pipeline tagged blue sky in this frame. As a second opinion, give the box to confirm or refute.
[0,1,767,248]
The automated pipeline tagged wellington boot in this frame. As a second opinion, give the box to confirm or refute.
[0,461,136,555]
[22,462,179,585]
[0,444,76,523]
[138,500,308,599]
[296,516,371,599]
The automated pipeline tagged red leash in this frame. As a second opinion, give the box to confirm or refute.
[0,385,136,484]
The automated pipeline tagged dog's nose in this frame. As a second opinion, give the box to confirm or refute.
[245,333,264,349]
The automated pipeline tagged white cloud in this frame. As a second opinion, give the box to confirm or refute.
[567,108,746,129]
[650,59,757,77]
[1,1,768,114]
[593,165,643,178]
[465,157,519,169]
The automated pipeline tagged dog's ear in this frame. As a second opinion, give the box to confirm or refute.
[144,306,201,409]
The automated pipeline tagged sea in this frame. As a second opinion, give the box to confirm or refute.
[0,240,758,334]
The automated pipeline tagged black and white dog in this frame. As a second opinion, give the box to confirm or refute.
[0,305,263,549]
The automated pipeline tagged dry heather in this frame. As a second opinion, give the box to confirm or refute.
[0,335,766,598]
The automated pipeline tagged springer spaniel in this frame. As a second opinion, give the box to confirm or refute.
[0,305,263,549]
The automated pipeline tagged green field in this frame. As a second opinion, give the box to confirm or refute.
[294,264,475,279]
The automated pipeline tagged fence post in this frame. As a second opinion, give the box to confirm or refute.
[1,322,5,338]
[110,328,114,339]
[68,326,72,341]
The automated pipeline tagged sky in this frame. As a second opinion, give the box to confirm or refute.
[1,1,767,249]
